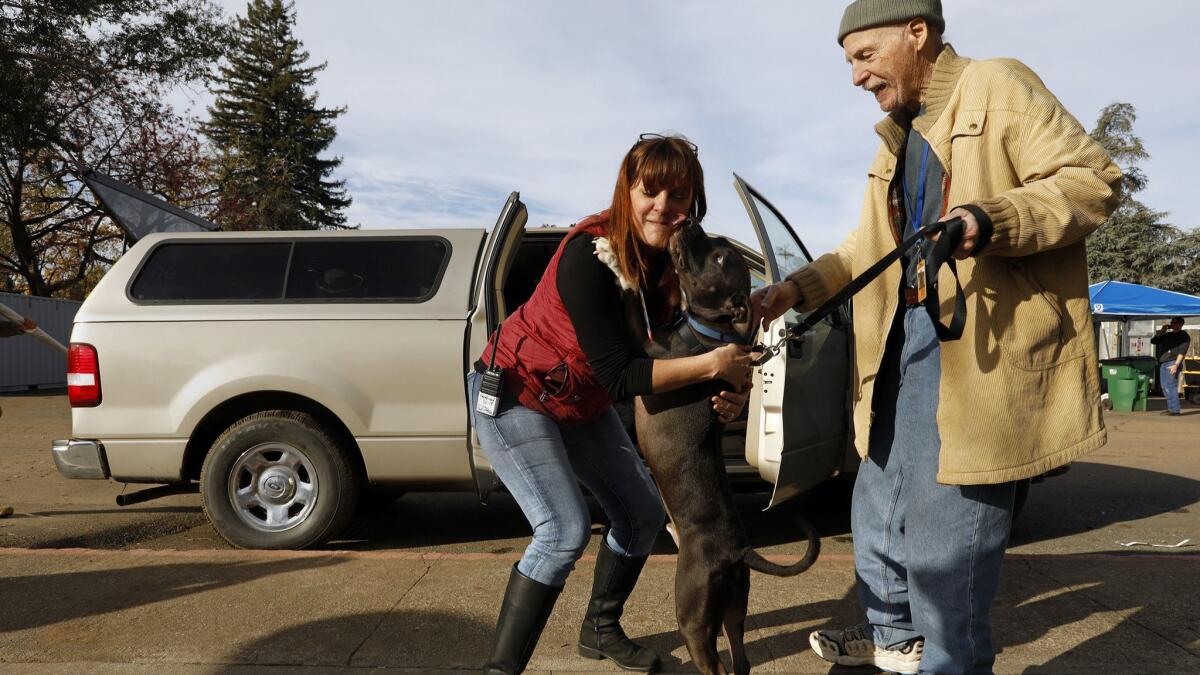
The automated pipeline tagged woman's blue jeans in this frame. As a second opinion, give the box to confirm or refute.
[468,372,666,587]
[853,307,1016,674]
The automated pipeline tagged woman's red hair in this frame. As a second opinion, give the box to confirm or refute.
[606,136,706,323]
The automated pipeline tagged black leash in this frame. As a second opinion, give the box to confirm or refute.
[752,216,967,366]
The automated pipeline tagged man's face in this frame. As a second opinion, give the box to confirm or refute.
[843,24,924,113]
[1171,319,1185,331]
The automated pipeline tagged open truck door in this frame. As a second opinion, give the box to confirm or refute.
[464,192,528,501]
[734,174,853,508]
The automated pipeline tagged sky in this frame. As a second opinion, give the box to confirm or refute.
[177,1,1199,257]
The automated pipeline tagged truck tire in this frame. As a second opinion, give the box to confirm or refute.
[200,410,359,549]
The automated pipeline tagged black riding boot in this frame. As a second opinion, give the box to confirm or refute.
[482,564,562,675]
[577,540,662,672]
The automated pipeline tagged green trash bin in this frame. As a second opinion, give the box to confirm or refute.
[1109,377,1138,413]
[1102,364,1135,382]
[1129,357,1158,393]
[1133,373,1149,411]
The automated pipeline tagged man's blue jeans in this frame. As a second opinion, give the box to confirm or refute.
[468,372,665,587]
[853,307,1016,674]
[1160,361,1182,414]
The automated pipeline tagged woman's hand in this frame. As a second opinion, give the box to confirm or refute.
[750,279,803,331]
[712,383,751,424]
[709,343,753,387]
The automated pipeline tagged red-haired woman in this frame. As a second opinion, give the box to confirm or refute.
[470,135,752,674]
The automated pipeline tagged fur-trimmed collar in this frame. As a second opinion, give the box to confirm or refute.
[592,236,638,292]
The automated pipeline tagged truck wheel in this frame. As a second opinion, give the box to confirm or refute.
[200,410,359,549]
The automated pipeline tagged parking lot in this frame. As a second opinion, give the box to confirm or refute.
[1,392,1198,673]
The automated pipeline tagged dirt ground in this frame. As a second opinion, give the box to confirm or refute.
[1,392,1197,673]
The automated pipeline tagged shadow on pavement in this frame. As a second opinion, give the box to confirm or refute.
[22,509,210,549]
[0,556,345,633]
[214,609,491,671]
[335,458,1198,557]
[29,506,203,517]
[335,479,854,555]
[1010,462,1200,546]
[332,491,534,551]
[635,549,1199,673]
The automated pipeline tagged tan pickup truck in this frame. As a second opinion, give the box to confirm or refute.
[52,176,856,549]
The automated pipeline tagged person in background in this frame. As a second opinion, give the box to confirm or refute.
[469,134,753,675]
[1151,317,1190,416]
[0,317,29,518]
[752,1,1120,672]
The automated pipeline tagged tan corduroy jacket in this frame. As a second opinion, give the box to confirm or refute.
[789,46,1122,485]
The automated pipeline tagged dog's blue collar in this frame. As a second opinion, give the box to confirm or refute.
[686,314,749,345]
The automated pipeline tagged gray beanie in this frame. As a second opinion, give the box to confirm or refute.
[838,0,944,45]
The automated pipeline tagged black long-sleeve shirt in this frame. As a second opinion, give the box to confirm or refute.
[1151,330,1190,364]
[556,233,654,400]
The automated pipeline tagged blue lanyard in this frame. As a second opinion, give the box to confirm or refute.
[903,142,931,233]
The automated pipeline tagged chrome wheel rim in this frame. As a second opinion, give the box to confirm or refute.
[227,442,318,533]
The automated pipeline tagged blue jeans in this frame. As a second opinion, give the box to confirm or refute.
[468,372,665,587]
[1160,361,1182,414]
[853,307,1015,674]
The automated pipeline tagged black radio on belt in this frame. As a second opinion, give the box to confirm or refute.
[476,324,505,417]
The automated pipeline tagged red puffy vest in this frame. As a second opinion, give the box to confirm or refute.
[479,212,616,427]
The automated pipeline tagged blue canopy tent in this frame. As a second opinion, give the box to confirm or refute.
[1089,281,1200,359]
[1090,280,1200,320]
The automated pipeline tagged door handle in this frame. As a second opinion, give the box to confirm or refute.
[786,331,808,359]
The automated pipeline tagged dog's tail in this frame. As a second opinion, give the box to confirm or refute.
[742,516,820,577]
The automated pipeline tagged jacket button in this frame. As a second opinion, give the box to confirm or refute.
[970,123,978,129]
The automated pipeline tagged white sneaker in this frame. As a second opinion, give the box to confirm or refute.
[809,624,922,674]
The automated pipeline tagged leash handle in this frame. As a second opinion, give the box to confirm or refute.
[754,216,966,366]
[923,217,966,341]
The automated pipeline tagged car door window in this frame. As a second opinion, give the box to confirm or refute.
[130,242,291,301]
[735,175,816,327]
[751,197,811,280]
[286,238,450,302]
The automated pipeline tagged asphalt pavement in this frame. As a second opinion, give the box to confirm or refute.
[1,392,1198,673]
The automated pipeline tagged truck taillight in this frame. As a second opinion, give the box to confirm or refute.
[68,343,102,407]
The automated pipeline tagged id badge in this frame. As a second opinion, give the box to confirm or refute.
[475,368,504,417]
[916,259,928,303]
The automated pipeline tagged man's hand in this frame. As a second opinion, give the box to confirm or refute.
[750,279,803,331]
[931,207,981,259]
[1169,363,1180,376]
[713,383,751,424]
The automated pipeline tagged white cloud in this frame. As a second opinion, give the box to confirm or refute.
[188,0,1199,259]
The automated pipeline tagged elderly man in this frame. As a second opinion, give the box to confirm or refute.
[752,1,1121,672]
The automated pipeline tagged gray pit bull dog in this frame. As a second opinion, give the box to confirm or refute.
[632,219,820,675]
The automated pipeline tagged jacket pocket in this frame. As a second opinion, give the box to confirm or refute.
[510,333,606,426]
[996,259,1074,370]
[950,110,986,140]
[867,153,896,182]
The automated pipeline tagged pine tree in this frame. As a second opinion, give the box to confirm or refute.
[1086,103,1197,293]
[204,0,351,230]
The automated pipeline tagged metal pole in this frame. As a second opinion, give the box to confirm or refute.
[0,301,68,354]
